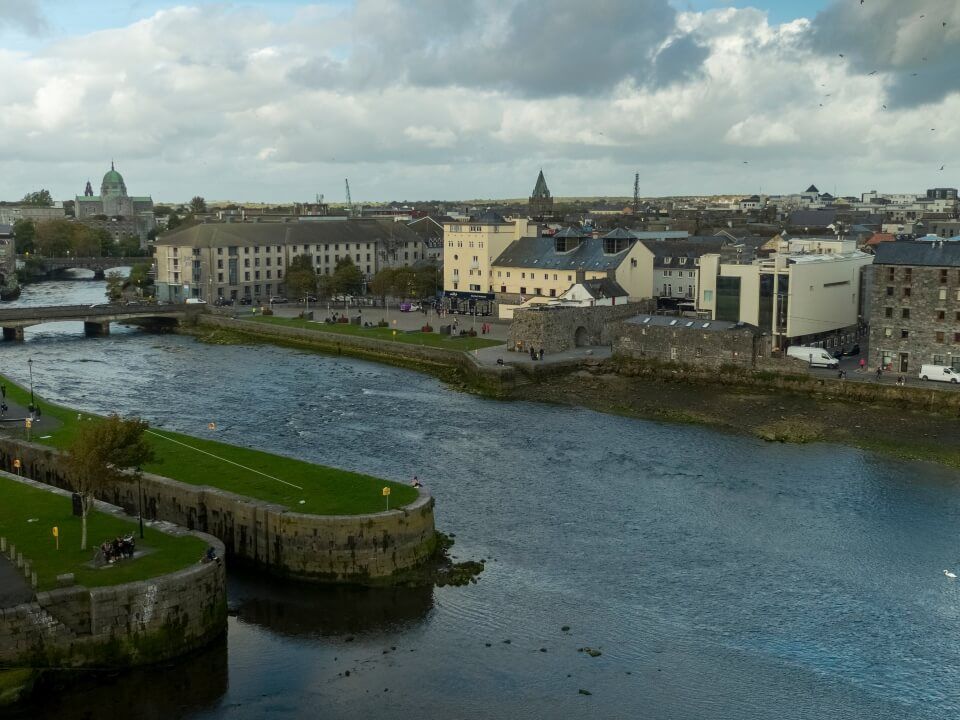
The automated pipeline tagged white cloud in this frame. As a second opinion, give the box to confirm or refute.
[0,1,957,201]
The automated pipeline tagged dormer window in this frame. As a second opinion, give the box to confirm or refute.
[664,257,672,264]
[679,257,687,265]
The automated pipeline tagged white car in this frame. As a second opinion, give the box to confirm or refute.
[919,365,959,383]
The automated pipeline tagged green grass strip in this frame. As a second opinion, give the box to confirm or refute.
[0,475,207,591]
[245,314,503,351]
[0,374,418,515]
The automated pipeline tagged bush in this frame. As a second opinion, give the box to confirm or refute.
[261,307,274,316]
[422,324,434,333]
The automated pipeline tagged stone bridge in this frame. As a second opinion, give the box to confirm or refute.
[0,303,203,340]
[17,256,151,280]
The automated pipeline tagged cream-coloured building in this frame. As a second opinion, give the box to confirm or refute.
[442,210,538,295]
[698,248,873,347]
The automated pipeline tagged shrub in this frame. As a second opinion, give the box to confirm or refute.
[261,307,274,316]
[422,324,434,333]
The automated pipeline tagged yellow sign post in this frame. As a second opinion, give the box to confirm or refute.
[52,526,59,550]
[24,417,32,442]
[382,486,391,511]
[12,458,21,476]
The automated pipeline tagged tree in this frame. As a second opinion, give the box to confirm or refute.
[284,254,317,299]
[117,234,145,257]
[21,189,53,207]
[65,415,155,551]
[128,262,153,297]
[34,219,73,256]
[189,196,207,214]
[105,270,125,301]
[166,212,183,231]
[12,219,35,253]
[369,267,396,305]
[331,256,363,296]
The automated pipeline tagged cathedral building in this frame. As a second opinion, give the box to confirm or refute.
[75,162,156,243]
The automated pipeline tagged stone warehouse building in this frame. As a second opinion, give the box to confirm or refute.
[0,224,16,300]
[75,162,156,243]
[614,315,772,369]
[155,219,428,302]
[868,240,960,373]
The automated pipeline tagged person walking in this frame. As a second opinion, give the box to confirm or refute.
[876,366,883,381]
[539,348,544,361]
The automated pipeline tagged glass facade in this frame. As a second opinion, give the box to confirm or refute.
[716,277,741,322]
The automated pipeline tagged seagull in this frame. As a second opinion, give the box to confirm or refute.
[869,70,878,75]
[945,570,957,579]
[839,53,845,58]
[882,104,887,109]
[742,161,749,164]
[939,165,945,171]
[932,128,936,131]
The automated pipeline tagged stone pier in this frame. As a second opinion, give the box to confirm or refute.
[83,321,110,337]
[2,327,24,342]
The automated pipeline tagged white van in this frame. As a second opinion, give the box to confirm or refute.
[185,298,207,305]
[786,345,839,369]
[919,365,959,383]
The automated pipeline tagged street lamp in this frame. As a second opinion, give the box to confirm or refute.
[27,359,34,414]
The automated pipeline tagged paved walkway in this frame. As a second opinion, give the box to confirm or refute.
[472,344,611,369]
[0,554,33,606]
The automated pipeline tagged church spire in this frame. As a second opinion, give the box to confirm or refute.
[111,160,115,171]
[531,169,550,199]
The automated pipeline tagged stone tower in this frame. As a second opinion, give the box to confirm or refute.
[529,169,554,219]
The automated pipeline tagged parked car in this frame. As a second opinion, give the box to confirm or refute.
[400,302,421,312]
[269,296,288,304]
[214,297,234,307]
[786,345,839,369]
[919,365,959,383]
[185,298,207,305]
[299,295,318,303]
[239,297,252,305]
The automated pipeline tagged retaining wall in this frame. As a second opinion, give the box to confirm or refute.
[0,472,226,668]
[196,314,521,396]
[0,438,438,584]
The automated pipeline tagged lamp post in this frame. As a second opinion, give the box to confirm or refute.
[136,467,144,539]
[27,358,34,414]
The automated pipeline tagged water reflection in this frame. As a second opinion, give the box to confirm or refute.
[8,637,228,720]
[228,569,434,639]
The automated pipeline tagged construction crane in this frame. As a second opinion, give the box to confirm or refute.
[633,172,640,216]
[345,179,353,217]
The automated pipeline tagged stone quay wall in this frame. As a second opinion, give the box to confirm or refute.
[0,438,437,584]
[508,301,653,354]
[0,472,226,668]
[197,314,521,396]
[614,322,772,369]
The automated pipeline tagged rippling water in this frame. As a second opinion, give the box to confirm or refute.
[3,280,960,719]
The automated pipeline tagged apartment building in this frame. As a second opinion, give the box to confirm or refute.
[441,210,538,295]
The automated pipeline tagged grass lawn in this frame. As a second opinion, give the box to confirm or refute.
[245,314,503,351]
[0,475,207,591]
[0,375,419,515]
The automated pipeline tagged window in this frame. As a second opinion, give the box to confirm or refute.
[680,258,687,265]
[703,290,713,302]
[902,308,910,319]
[886,286,894,296]
[255,271,261,280]
[217,272,223,282]
[938,310,946,320]
[266,270,272,279]
[506,272,510,278]
[217,248,223,256]
[217,259,223,269]
[903,287,911,298]
[522,273,526,279]
[941,269,949,284]
[955,333,960,344]
[934,354,946,365]
[901,329,909,339]
[265,258,271,266]
[939,288,947,301]
[664,257,672,264]
[936,331,945,343]
[520,287,526,295]
[884,307,893,318]
[886,267,895,281]
[470,225,481,232]
[244,259,250,268]
[544,274,548,280]
[500,285,506,293]
[549,288,556,297]
[470,284,481,291]
[534,288,542,296]
[905,268,912,282]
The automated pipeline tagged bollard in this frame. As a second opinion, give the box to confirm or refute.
[22,560,30,579]
[30,572,37,590]
[0,537,5,552]
[8,544,14,561]
[16,552,23,569]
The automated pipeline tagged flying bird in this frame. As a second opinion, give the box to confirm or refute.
[940,165,945,171]
[839,53,845,58]
[882,104,887,109]
[742,161,749,164]
[869,70,878,75]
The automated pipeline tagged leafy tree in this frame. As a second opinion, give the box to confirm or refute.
[369,267,396,305]
[128,262,153,297]
[71,225,100,257]
[21,189,53,207]
[331,256,363,296]
[65,415,154,551]
[166,212,183,231]
[105,270,125,301]
[34,219,73,256]
[12,219,35,253]
[413,264,440,298]
[117,234,145,257]
[316,273,333,300]
[95,228,115,257]
[189,196,207,214]
[284,254,317,299]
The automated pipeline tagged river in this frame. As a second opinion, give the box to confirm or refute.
[3,278,960,719]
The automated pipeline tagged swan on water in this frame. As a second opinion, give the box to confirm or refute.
[944,570,957,579]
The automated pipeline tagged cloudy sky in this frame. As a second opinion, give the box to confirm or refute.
[0,0,958,203]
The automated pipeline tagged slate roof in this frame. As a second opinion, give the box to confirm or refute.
[0,223,12,237]
[157,219,423,248]
[789,209,837,227]
[873,240,960,267]
[805,184,820,193]
[580,278,628,299]
[641,239,725,267]
[492,236,631,271]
